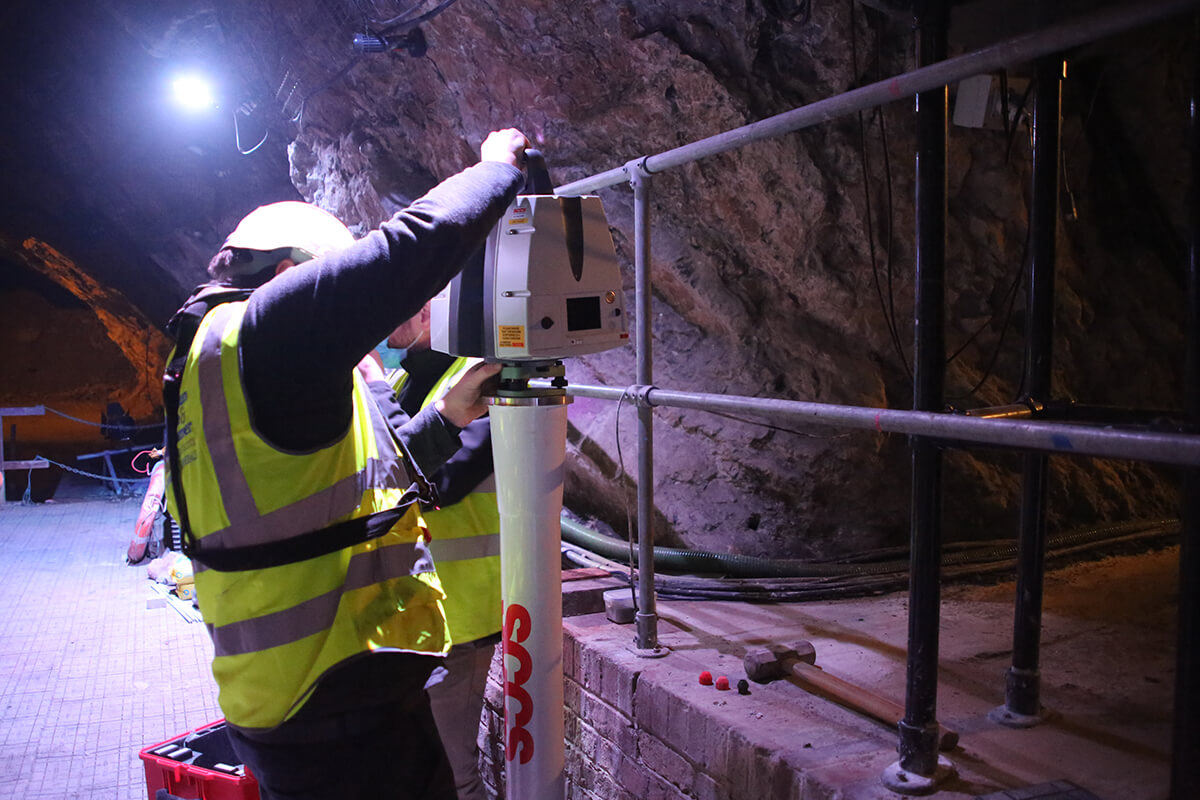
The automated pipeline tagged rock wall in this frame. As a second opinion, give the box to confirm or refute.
[233,0,1183,558]
[9,237,172,420]
[0,284,137,415]
[214,0,1186,559]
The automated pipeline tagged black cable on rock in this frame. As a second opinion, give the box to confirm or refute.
[561,517,1179,603]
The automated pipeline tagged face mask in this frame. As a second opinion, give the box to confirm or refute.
[375,340,406,370]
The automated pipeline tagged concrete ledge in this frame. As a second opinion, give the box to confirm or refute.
[479,550,1176,799]
[562,568,626,618]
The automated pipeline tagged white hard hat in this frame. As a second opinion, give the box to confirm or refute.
[222,201,356,262]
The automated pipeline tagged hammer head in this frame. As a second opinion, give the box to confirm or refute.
[743,640,817,683]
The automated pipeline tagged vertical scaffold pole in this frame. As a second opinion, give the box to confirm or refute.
[886,0,954,791]
[997,53,1064,726]
[629,159,661,654]
[1173,12,1200,799]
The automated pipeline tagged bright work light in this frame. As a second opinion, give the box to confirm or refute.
[171,74,216,111]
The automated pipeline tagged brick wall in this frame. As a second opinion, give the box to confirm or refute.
[473,619,838,800]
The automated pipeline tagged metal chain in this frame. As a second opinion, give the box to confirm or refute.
[32,456,151,485]
[44,406,164,432]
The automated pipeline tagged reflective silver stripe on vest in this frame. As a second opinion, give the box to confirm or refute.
[196,304,267,531]
[192,303,409,551]
[427,532,500,564]
[207,539,435,658]
[197,457,400,554]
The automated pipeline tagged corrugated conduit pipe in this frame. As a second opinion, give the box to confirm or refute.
[560,515,1180,579]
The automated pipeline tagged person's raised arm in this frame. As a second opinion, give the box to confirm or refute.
[240,128,529,450]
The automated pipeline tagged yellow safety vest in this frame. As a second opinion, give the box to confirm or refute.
[168,301,449,731]
[392,358,502,644]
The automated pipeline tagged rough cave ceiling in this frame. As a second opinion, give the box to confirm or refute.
[0,0,1190,557]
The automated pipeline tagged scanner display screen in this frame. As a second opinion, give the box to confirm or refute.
[566,296,602,331]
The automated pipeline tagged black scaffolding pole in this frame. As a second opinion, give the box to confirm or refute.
[1172,13,1200,799]
[1003,54,1064,723]
[895,0,951,784]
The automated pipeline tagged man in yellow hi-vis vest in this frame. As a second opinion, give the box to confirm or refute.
[373,301,500,800]
[164,130,529,800]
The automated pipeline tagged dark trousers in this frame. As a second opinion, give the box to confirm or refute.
[227,656,456,800]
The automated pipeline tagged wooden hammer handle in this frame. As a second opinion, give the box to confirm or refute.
[784,657,959,751]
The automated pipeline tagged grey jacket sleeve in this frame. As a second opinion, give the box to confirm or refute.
[366,379,464,479]
[238,161,523,451]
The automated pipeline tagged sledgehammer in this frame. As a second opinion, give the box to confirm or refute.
[743,641,959,751]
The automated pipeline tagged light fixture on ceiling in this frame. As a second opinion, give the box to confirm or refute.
[168,70,268,155]
[352,27,427,58]
[170,74,218,112]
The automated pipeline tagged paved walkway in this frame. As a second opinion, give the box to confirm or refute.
[0,492,219,800]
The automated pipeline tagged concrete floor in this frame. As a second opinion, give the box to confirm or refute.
[0,485,1178,799]
[0,487,219,800]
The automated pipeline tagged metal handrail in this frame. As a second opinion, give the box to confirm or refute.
[544,0,1198,788]
[568,383,1200,467]
[554,0,1199,647]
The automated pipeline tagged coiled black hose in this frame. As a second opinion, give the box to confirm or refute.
[560,515,1180,602]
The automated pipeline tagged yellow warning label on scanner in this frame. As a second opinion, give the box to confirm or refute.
[498,326,526,348]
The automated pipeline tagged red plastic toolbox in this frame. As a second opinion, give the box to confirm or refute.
[139,719,259,800]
